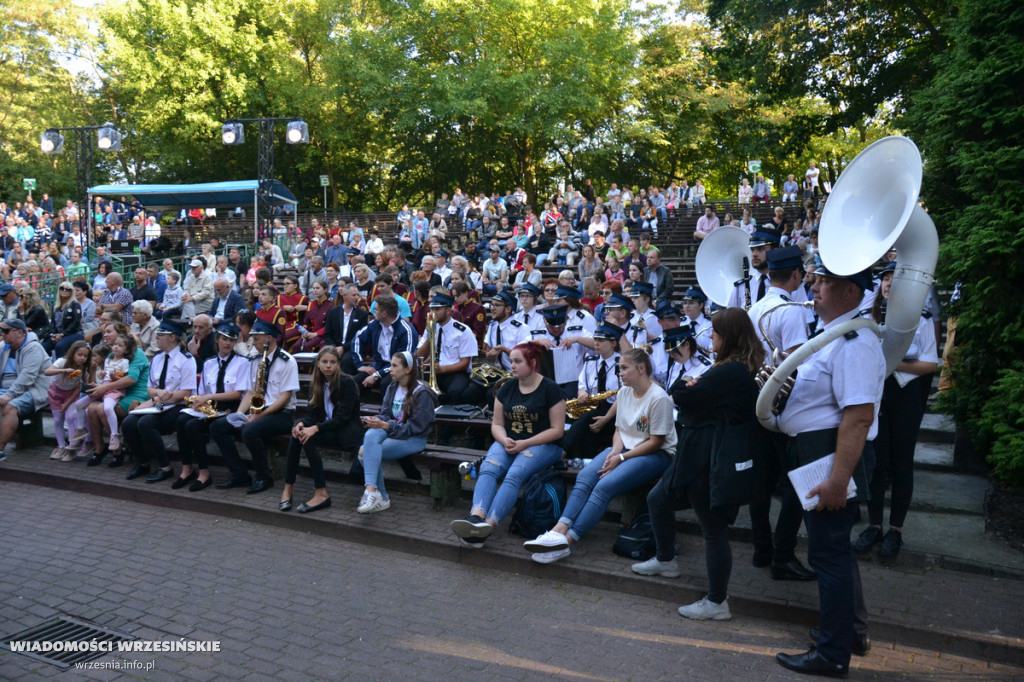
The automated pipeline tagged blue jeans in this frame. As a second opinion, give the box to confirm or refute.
[360,428,427,498]
[534,253,549,266]
[472,440,564,524]
[559,447,671,542]
[656,207,667,222]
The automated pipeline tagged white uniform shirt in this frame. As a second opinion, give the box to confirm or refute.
[629,309,661,344]
[893,315,939,388]
[566,307,597,336]
[486,317,527,370]
[681,314,714,353]
[578,352,620,404]
[513,307,547,340]
[250,349,300,411]
[148,347,197,402]
[199,352,252,396]
[747,286,810,363]
[777,308,885,439]
[418,317,477,369]
[536,328,590,384]
[665,352,713,389]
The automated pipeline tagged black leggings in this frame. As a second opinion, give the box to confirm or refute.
[868,374,931,529]
[284,422,333,489]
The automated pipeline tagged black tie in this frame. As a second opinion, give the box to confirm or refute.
[495,322,502,348]
[216,353,232,393]
[553,334,561,345]
[158,353,169,389]
[597,360,607,392]
[689,321,697,335]
[757,274,767,302]
[809,327,824,339]
[435,325,443,359]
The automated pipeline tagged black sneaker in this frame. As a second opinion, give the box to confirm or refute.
[853,526,883,554]
[450,514,492,539]
[879,529,903,559]
[459,536,485,549]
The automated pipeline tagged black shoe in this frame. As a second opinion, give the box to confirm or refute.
[398,457,422,481]
[246,478,274,495]
[171,471,197,489]
[125,465,150,481]
[297,498,331,514]
[450,514,492,539]
[752,545,773,568]
[771,558,817,581]
[879,528,903,559]
[145,468,174,484]
[279,499,292,512]
[776,649,848,678]
[809,628,871,657]
[107,455,124,468]
[853,526,883,553]
[86,452,105,467]
[215,475,252,490]
[189,478,213,492]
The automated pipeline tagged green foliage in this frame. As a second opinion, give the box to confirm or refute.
[977,366,1024,489]
[907,0,1024,487]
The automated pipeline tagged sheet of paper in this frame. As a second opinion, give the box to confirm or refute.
[787,453,857,511]
[182,408,228,419]
[129,406,167,415]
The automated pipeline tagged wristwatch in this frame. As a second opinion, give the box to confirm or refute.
[618,453,625,463]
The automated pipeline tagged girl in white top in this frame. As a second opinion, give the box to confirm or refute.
[45,341,90,461]
[524,348,676,564]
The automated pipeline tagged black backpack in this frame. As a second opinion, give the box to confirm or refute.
[509,468,567,539]
[612,513,657,560]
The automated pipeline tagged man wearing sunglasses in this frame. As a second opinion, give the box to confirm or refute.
[0,320,52,461]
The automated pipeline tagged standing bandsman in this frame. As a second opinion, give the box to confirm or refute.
[417,291,482,405]
[172,324,252,492]
[534,305,587,399]
[775,265,882,677]
[210,318,300,495]
[562,322,622,462]
[728,230,778,309]
[122,320,197,483]
[680,287,714,354]
[484,290,526,372]
[512,282,547,339]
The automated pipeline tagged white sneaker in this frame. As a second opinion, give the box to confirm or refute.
[677,597,732,621]
[531,547,570,564]
[68,429,87,446]
[631,556,681,578]
[357,490,391,514]
[524,530,569,553]
[77,443,95,459]
[108,435,121,452]
[50,446,65,459]
[60,449,76,462]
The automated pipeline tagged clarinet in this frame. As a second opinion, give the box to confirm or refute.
[742,256,752,310]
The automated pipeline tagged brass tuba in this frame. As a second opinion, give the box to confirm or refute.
[565,389,619,420]
[752,300,815,416]
[248,346,269,414]
[470,362,511,390]
[425,312,443,395]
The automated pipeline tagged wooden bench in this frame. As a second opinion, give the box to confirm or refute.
[16,410,45,450]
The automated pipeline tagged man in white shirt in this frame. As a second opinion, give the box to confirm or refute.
[416,292,482,406]
[484,290,526,371]
[481,244,509,295]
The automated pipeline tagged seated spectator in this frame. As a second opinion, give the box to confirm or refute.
[46,281,84,357]
[604,253,625,284]
[17,288,49,338]
[156,270,183,320]
[129,267,157,302]
[93,261,113,293]
[782,174,800,204]
[752,174,771,203]
[75,281,98,335]
[181,258,214,320]
[207,278,245,327]
[130,300,161,359]
[513,253,542,289]
[694,206,721,241]
[737,208,758,235]
[0,319,53,460]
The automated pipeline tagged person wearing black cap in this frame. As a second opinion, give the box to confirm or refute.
[433,248,452,282]
[680,287,714,354]
[484,291,526,372]
[415,292,482,406]
[628,281,661,346]
[648,301,681,386]
[553,285,597,336]
[728,230,778,308]
[512,282,547,339]
[121,320,198,483]
[662,325,712,389]
[534,304,585,399]
[172,324,252,492]
[562,322,622,462]
[774,265,883,677]
[210,318,300,494]
[745,245,816,582]
[0,283,19,323]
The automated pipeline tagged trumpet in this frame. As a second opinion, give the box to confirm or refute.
[565,389,619,419]
[185,395,220,418]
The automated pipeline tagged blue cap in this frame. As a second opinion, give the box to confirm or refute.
[766,245,804,271]
[555,285,581,301]
[0,283,15,296]
[251,318,279,336]
[881,260,897,275]
[749,230,780,247]
[654,300,680,319]
[663,325,695,351]
[593,322,625,341]
[815,264,876,291]
[436,248,449,259]
[628,281,654,298]
[603,293,634,311]
[215,324,239,339]
[156,319,186,336]
[682,287,707,303]
[429,292,455,307]
[491,290,517,311]
[540,304,568,325]
[517,282,541,298]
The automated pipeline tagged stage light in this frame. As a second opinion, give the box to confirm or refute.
[222,122,244,145]
[40,130,64,154]
[286,120,309,144]
[96,125,122,152]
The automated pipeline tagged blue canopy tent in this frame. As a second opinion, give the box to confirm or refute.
[88,180,298,244]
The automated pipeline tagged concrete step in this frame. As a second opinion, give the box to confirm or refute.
[918,413,955,444]
[915,441,955,471]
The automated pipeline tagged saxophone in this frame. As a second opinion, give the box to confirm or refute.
[248,346,269,414]
[565,389,620,419]
[185,395,220,417]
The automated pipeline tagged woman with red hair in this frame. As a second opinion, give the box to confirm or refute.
[450,341,566,548]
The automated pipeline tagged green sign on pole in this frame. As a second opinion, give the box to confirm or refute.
[746,160,761,174]
[319,175,330,187]
[23,178,36,191]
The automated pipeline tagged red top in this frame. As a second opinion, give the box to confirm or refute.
[305,297,332,335]
[277,293,308,329]
[256,305,287,337]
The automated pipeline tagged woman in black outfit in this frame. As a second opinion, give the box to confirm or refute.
[46,281,84,356]
[17,288,50,338]
[280,345,362,514]
[632,307,765,622]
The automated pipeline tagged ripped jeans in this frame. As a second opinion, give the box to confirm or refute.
[471,440,564,524]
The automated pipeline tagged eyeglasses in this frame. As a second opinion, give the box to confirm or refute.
[59,286,72,291]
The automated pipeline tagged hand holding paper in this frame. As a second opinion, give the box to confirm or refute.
[787,453,857,512]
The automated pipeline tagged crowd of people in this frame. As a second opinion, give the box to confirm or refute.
[0,174,938,678]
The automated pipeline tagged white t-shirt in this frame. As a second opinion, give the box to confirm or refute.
[614,383,678,454]
[806,166,820,188]
[391,385,407,420]
[51,358,84,391]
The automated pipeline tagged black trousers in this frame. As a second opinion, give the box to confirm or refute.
[748,430,805,563]
[562,401,613,460]
[868,374,931,529]
[209,411,293,481]
[436,371,484,406]
[284,426,330,489]
[122,406,184,468]
[175,412,213,469]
